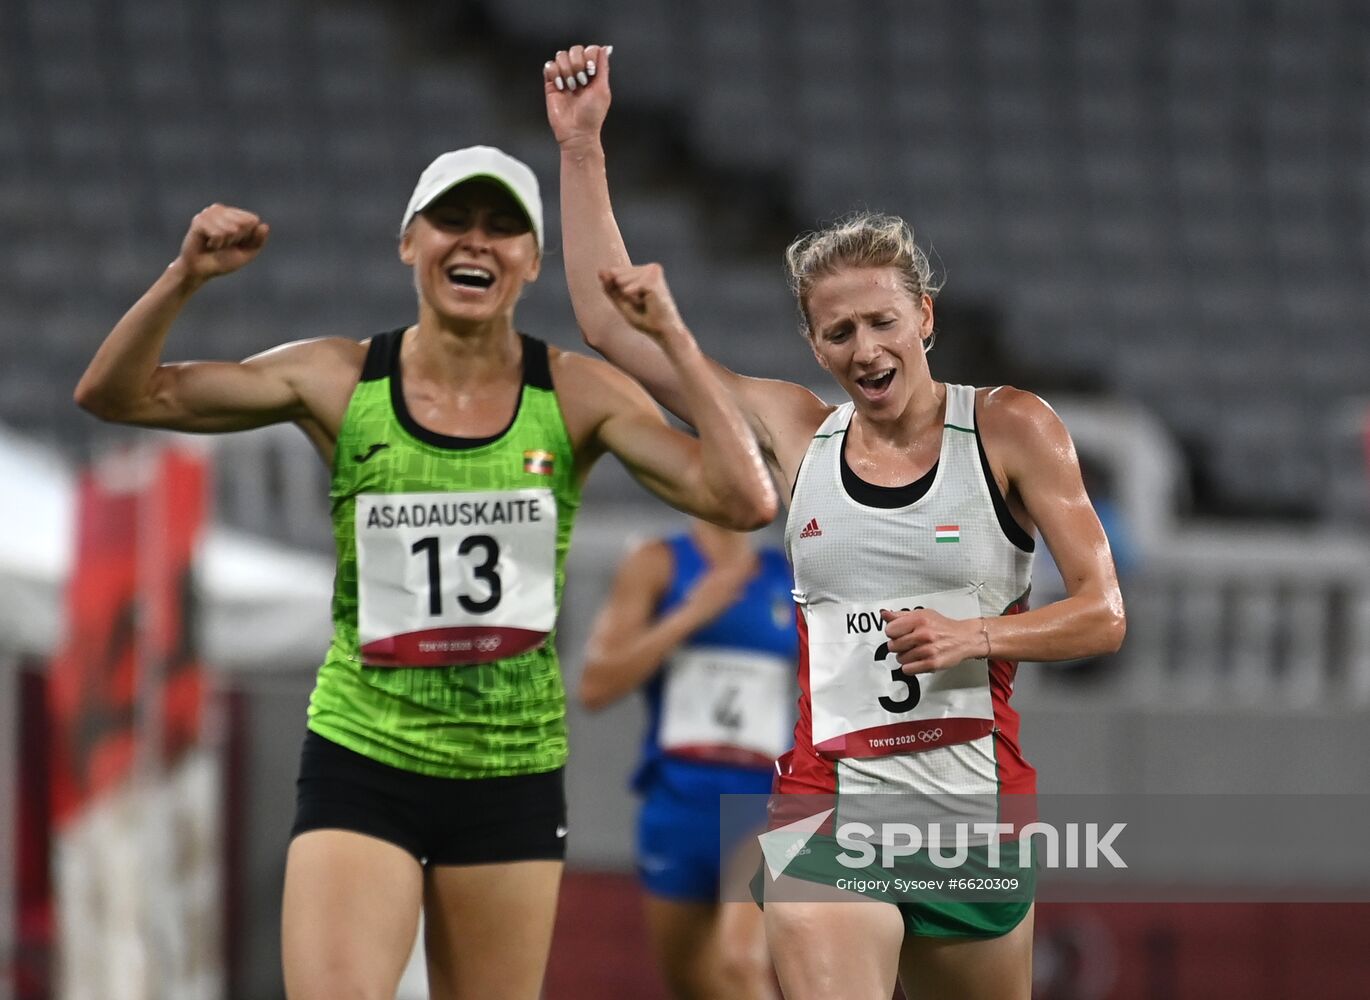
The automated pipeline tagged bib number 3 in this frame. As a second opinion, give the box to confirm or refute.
[805,587,993,758]
[874,637,921,713]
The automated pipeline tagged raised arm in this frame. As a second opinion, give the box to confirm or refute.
[545,45,830,484]
[579,539,752,710]
[557,263,777,530]
[74,205,351,436]
[544,45,686,409]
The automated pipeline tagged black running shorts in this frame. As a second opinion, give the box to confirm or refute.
[290,730,568,866]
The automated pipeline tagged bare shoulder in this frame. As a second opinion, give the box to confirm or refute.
[243,334,369,375]
[738,374,833,428]
[619,536,675,587]
[547,343,630,390]
[976,385,1078,475]
[978,385,1069,440]
[245,334,372,433]
[548,345,653,417]
[544,345,660,458]
[245,334,371,400]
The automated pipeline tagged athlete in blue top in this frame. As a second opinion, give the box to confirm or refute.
[580,519,797,1000]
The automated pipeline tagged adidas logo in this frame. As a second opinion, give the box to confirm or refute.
[799,517,823,539]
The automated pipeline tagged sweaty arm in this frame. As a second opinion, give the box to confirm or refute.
[548,46,686,411]
[882,389,1126,673]
[977,389,1127,662]
[557,343,775,531]
[563,262,777,527]
[546,44,826,477]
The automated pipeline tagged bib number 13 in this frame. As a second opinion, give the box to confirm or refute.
[410,534,501,615]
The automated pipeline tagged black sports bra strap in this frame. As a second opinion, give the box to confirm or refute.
[360,329,402,382]
[520,334,553,390]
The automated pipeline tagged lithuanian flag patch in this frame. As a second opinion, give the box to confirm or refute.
[523,450,555,476]
[935,524,960,543]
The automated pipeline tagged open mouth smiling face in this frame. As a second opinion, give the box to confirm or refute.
[403,179,540,312]
[445,264,497,293]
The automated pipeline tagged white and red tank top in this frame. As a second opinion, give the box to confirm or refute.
[781,384,1036,798]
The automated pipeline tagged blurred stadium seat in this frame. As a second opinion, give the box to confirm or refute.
[4,0,1361,524]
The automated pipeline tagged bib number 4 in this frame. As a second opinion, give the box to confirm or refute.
[659,647,794,767]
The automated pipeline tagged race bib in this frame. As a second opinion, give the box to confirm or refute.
[805,585,993,759]
[659,647,794,767]
[355,489,557,666]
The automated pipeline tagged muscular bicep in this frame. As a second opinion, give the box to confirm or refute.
[596,386,717,515]
[117,339,348,434]
[131,356,305,432]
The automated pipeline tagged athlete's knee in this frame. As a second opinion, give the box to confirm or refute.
[716,935,772,995]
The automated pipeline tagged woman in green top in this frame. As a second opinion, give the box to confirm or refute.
[75,144,777,999]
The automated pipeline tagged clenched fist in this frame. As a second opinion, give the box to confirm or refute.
[176,204,269,282]
[544,43,612,148]
[599,263,688,344]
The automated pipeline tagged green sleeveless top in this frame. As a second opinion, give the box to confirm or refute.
[308,329,582,777]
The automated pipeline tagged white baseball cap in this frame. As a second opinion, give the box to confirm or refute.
[399,145,543,251]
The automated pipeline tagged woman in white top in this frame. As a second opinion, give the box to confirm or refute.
[545,44,1125,1000]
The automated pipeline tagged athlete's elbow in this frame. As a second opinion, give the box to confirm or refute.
[710,502,772,533]
[1095,599,1127,655]
[720,483,779,532]
[577,320,608,354]
[576,670,615,712]
[73,381,128,422]
[734,501,778,532]
[73,381,100,415]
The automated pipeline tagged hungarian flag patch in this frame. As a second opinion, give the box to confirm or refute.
[935,524,960,543]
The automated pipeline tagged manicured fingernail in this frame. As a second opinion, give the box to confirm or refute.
[605,45,614,55]
[544,61,554,73]
[567,76,578,91]
[554,76,565,91]
[576,70,588,86]
[586,60,596,77]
